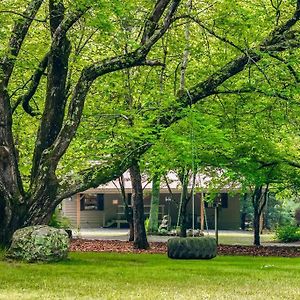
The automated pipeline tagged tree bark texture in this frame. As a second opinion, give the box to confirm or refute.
[0,0,44,246]
[252,185,268,246]
[129,161,149,249]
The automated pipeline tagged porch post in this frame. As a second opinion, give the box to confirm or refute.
[76,193,81,229]
[200,192,204,233]
[215,204,219,245]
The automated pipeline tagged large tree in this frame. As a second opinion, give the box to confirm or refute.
[0,0,181,245]
[1,0,300,246]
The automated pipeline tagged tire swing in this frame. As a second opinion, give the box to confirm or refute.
[167,90,217,259]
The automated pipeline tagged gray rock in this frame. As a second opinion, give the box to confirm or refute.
[6,225,69,262]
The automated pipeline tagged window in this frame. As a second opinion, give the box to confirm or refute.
[204,193,228,208]
[221,193,228,208]
[80,194,104,211]
[96,194,104,210]
[80,194,85,211]
[127,193,132,205]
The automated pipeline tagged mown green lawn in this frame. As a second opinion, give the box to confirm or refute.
[216,232,275,245]
[0,251,299,300]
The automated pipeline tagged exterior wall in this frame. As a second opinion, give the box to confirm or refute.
[201,194,241,230]
[61,197,77,227]
[62,191,241,230]
[62,194,122,229]
[157,193,240,230]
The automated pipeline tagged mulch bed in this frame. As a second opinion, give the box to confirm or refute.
[70,239,300,257]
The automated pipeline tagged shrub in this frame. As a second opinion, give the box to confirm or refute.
[275,225,300,243]
[295,207,300,226]
[144,218,150,233]
[49,209,70,229]
[167,237,217,259]
[158,228,168,235]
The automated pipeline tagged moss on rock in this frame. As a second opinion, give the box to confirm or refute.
[6,225,69,262]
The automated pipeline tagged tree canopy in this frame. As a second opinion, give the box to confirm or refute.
[2,0,300,245]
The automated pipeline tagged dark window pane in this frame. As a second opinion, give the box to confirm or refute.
[127,193,132,205]
[97,194,104,211]
[80,194,85,211]
[221,193,228,208]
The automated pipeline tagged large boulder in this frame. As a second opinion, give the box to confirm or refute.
[6,225,69,262]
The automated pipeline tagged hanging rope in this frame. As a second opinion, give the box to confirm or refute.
[187,89,196,236]
[203,194,210,235]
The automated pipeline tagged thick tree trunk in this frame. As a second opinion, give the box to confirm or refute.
[129,161,149,249]
[179,201,188,237]
[0,201,26,246]
[129,222,134,241]
[252,185,268,246]
[148,174,161,233]
[0,83,24,246]
[0,184,58,246]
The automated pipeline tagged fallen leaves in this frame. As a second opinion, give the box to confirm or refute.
[70,239,300,257]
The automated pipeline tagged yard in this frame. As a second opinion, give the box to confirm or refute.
[0,251,299,300]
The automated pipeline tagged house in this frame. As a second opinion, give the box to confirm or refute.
[61,171,241,230]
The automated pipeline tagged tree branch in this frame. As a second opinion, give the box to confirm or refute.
[45,1,181,165]
[141,0,172,45]
[0,10,47,22]
[55,1,300,198]
[174,14,245,54]
[1,0,45,85]
[56,143,151,201]
[11,52,49,115]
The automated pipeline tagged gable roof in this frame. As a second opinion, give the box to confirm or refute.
[81,170,240,194]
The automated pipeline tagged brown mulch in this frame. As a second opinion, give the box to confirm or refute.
[70,239,300,257]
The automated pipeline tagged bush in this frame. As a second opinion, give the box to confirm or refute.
[295,207,300,226]
[144,218,150,233]
[167,237,217,259]
[158,228,168,235]
[275,225,300,243]
[49,209,70,229]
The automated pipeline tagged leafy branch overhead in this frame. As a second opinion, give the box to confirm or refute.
[1,0,300,245]
[65,0,300,196]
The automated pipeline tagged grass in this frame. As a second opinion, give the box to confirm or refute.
[216,231,275,245]
[76,229,277,245]
[0,251,299,300]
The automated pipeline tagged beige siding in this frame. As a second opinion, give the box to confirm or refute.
[158,193,240,230]
[62,192,241,230]
[61,197,77,227]
[62,195,119,229]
